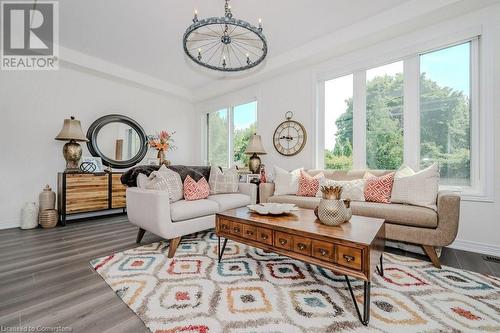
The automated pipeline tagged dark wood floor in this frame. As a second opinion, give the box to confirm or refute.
[0,216,497,332]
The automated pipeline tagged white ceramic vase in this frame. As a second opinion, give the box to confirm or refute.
[21,202,39,229]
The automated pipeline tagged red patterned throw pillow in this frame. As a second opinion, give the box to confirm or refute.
[183,175,210,201]
[364,172,395,203]
[297,170,324,197]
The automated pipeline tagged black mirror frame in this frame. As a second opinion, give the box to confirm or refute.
[86,114,148,169]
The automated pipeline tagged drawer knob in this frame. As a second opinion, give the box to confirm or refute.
[279,238,287,245]
[234,227,240,233]
[261,234,268,240]
[298,243,306,250]
[222,224,229,230]
[246,230,254,236]
[319,249,328,256]
[343,254,355,262]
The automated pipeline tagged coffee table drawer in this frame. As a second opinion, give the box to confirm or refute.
[230,221,244,237]
[336,245,362,270]
[243,225,257,240]
[312,240,334,261]
[257,227,273,245]
[218,219,231,234]
[292,236,311,256]
[274,231,292,251]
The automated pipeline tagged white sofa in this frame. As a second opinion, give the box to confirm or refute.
[126,182,257,257]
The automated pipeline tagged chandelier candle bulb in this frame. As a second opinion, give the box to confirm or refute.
[193,9,198,22]
[197,48,202,60]
[258,18,262,31]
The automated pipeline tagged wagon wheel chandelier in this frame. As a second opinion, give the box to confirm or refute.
[183,0,268,72]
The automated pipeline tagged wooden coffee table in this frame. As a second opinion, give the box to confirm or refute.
[216,207,385,325]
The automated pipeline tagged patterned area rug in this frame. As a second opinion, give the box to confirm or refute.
[90,231,500,332]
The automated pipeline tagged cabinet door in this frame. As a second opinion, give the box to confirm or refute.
[111,173,127,209]
[65,174,109,213]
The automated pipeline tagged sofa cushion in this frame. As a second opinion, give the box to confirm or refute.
[170,199,219,222]
[209,166,239,194]
[268,195,320,210]
[350,201,438,228]
[207,193,251,211]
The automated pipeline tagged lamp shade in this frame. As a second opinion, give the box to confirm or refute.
[55,116,88,142]
[244,134,266,155]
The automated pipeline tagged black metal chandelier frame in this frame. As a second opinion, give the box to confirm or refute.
[183,0,268,72]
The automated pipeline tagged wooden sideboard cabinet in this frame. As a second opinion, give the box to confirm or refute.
[57,172,127,225]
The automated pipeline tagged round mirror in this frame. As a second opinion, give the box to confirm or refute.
[87,115,147,169]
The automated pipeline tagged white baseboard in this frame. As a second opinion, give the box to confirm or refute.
[449,239,500,256]
[0,217,20,230]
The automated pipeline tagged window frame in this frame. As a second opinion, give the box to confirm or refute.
[317,37,487,201]
[205,99,258,168]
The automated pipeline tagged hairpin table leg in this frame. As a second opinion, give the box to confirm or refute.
[345,276,370,325]
[376,253,384,277]
[218,237,228,263]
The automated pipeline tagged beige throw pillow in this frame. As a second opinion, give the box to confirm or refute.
[390,164,439,210]
[273,166,303,196]
[316,178,366,202]
[208,166,239,194]
[146,165,183,202]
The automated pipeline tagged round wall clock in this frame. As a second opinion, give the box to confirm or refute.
[273,111,307,156]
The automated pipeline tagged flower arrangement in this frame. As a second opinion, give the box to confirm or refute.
[148,130,176,165]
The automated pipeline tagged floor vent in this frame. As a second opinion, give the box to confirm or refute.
[483,256,500,264]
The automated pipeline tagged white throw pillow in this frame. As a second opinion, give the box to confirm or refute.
[146,165,183,203]
[316,178,366,202]
[208,166,239,194]
[390,163,439,210]
[273,167,303,196]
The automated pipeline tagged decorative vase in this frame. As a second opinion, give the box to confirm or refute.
[157,150,171,166]
[39,209,58,228]
[39,185,56,211]
[318,199,352,226]
[21,202,38,229]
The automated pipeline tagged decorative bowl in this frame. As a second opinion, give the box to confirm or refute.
[247,203,298,215]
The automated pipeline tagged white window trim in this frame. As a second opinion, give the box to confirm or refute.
[203,99,258,168]
[315,35,492,202]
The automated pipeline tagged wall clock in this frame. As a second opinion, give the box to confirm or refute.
[273,111,307,156]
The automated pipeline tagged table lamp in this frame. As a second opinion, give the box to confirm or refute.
[55,116,88,172]
[244,134,266,174]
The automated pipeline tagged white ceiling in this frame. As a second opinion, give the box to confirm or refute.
[59,0,409,90]
[58,0,500,100]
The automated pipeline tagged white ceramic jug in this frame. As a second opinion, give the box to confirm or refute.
[21,202,38,229]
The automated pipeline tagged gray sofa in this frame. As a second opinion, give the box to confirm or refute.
[260,169,460,268]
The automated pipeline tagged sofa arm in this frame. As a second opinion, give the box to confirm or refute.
[259,183,275,203]
[436,190,461,246]
[126,187,174,238]
[238,183,257,205]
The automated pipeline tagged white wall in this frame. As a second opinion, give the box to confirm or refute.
[195,5,500,255]
[0,63,196,229]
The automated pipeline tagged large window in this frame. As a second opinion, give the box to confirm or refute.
[324,74,353,169]
[420,43,471,186]
[206,101,257,168]
[366,61,404,170]
[320,39,478,191]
